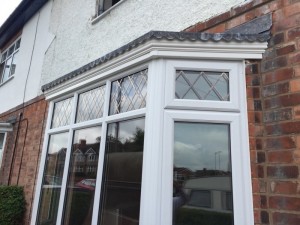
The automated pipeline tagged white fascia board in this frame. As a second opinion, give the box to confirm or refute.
[44,39,267,100]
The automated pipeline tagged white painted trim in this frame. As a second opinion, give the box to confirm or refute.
[44,40,267,100]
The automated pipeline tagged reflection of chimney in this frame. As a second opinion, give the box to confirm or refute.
[80,139,86,147]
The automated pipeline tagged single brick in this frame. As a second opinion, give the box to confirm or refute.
[267,166,299,178]
[264,108,293,123]
[273,212,300,225]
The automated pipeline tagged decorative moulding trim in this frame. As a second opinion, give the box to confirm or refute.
[42,31,269,94]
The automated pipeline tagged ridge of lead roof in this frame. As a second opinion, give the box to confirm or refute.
[42,31,270,92]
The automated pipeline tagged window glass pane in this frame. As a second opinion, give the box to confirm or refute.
[98,118,145,225]
[175,71,229,101]
[15,39,21,49]
[51,98,73,128]
[1,51,7,62]
[99,0,121,14]
[0,133,5,169]
[173,122,233,225]
[10,51,18,76]
[37,132,69,225]
[8,45,14,56]
[0,62,4,83]
[76,86,106,123]
[2,57,12,82]
[109,69,147,115]
[62,126,101,225]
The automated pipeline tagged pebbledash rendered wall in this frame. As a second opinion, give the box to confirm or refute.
[185,0,300,224]
[40,0,246,86]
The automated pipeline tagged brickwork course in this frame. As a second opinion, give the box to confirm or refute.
[186,0,300,224]
[0,96,48,225]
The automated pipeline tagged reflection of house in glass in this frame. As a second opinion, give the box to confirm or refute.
[174,167,193,182]
[71,139,100,177]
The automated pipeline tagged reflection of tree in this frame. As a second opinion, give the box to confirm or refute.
[107,128,144,153]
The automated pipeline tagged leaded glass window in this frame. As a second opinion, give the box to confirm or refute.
[76,86,106,123]
[175,70,229,101]
[109,69,147,115]
[51,97,73,128]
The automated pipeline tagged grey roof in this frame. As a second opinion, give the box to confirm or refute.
[225,14,272,35]
[0,0,49,49]
[42,31,270,92]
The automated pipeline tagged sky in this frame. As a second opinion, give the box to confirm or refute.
[0,0,22,27]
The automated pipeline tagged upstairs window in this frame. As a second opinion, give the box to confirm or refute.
[97,0,122,15]
[0,38,21,84]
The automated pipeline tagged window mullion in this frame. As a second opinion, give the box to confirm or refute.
[91,80,111,225]
[139,59,166,225]
[55,94,78,225]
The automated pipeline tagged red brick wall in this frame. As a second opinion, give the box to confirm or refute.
[186,0,300,224]
[0,96,48,225]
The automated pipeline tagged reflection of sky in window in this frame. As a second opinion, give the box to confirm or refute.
[108,118,145,143]
[174,122,231,171]
[175,71,229,101]
[48,132,69,154]
[73,126,102,144]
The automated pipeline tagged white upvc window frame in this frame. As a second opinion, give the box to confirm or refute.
[0,38,21,84]
[161,110,253,225]
[31,38,267,225]
[165,59,241,112]
[31,64,148,225]
[0,132,7,169]
[0,123,13,169]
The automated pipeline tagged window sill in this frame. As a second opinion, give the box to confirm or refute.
[0,76,14,87]
[90,0,126,25]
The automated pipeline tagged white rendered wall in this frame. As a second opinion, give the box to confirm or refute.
[0,1,54,114]
[41,0,246,85]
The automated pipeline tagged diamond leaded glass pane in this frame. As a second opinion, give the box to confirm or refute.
[175,70,229,101]
[109,69,147,115]
[51,97,73,128]
[76,86,106,123]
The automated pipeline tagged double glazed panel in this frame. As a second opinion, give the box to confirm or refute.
[98,118,145,225]
[76,86,106,123]
[109,69,147,115]
[62,126,102,225]
[51,98,73,128]
[175,70,229,101]
[37,133,69,225]
[173,122,233,225]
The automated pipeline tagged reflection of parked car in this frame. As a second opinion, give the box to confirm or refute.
[75,179,96,191]
[44,175,62,185]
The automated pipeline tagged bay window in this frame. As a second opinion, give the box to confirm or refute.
[32,32,268,225]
